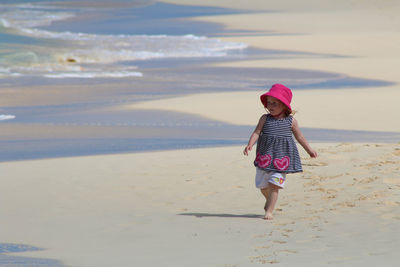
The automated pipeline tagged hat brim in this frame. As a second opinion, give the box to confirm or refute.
[260,92,292,111]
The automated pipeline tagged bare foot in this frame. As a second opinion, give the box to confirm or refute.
[263,202,273,220]
[264,212,273,220]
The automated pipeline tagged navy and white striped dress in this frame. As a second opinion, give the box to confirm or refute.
[254,114,302,173]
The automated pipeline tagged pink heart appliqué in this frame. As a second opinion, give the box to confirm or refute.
[273,156,290,171]
[256,154,272,168]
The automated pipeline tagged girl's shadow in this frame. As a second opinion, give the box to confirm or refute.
[178,212,262,219]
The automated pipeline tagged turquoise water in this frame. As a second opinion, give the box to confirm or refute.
[0,0,247,79]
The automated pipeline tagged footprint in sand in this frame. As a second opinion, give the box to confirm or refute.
[323,194,337,200]
[357,176,379,184]
[384,178,400,185]
[335,201,356,207]
[392,148,400,156]
[357,191,387,202]
[335,143,359,152]
[255,245,272,249]
[249,255,279,264]
[302,161,328,166]
[279,249,298,255]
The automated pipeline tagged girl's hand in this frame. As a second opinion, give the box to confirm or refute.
[308,149,318,158]
[243,145,252,156]
[244,115,265,156]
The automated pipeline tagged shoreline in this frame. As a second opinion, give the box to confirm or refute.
[1,120,399,162]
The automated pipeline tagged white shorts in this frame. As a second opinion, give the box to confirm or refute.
[255,168,287,189]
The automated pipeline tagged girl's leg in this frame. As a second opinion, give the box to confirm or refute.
[260,187,269,211]
[264,183,280,220]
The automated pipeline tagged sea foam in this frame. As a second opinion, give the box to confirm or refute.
[44,71,143,79]
[0,3,248,79]
[0,115,16,121]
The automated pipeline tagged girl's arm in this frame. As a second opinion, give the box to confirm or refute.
[243,114,267,156]
[292,117,318,158]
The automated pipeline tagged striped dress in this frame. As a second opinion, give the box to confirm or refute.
[254,114,302,173]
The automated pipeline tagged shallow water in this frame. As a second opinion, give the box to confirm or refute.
[0,243,66,267]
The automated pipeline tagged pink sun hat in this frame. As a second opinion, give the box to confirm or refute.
[260,84,293,111]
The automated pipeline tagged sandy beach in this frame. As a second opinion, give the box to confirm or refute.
[1,0,400,266]
[1,143,399,266]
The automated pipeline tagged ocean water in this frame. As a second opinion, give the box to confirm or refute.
[0,0,247,80]
[0,0,398,162]
[0,242,66,266]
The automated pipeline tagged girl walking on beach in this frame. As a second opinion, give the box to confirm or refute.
[243,84,317,220]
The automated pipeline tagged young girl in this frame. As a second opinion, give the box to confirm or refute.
[243,84,317,220]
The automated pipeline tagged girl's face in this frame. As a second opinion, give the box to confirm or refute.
[266,96,286,118]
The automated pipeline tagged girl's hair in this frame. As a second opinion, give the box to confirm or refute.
[285,108,296,117]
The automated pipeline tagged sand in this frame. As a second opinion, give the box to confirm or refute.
[124,86,400,133]
[1,143,399,266]
[2,0,400,266]
[151,0,400,134]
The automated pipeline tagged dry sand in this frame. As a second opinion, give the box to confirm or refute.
[1,143,399,266]
[123,86,400,133]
